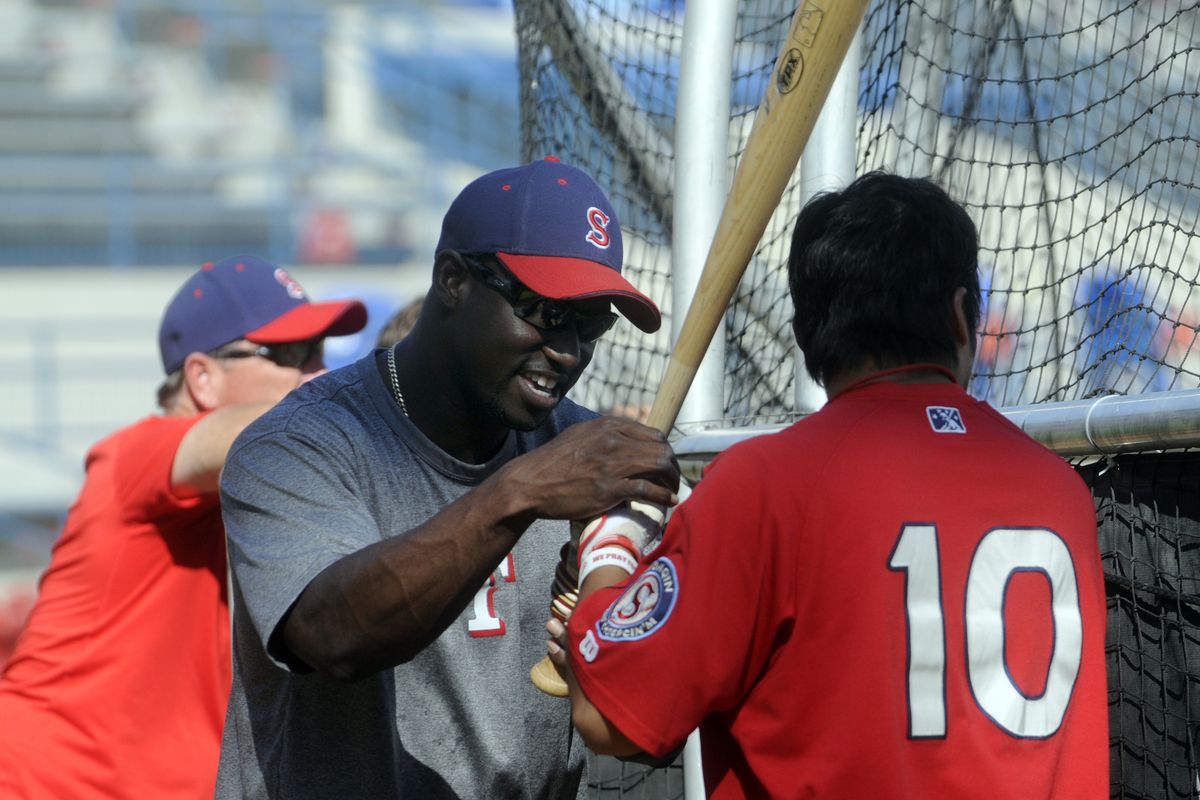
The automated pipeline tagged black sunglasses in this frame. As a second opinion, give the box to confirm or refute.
[211,339,324,369]
[461,254,618,343]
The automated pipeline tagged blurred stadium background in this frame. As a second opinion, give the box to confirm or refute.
[0,0,523,648]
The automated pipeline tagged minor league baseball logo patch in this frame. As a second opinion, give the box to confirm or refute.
[927,406,967,434]
[597,557,678,642]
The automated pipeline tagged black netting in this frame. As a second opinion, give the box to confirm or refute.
[860,1,1200,407]
[515,0,1200,419]
[587,752,685,800]
[1083,451,1200,799]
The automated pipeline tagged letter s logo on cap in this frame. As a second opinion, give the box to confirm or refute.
[274,268,308,300]
[585,207,611,250]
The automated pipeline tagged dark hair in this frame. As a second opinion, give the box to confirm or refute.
[787,171,981,386]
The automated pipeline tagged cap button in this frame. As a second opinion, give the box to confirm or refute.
[543,155,560,163]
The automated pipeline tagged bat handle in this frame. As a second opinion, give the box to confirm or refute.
[530,503,663,697]
[532,538,580,698]
[531,653,569,697]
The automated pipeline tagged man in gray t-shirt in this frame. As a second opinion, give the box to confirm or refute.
[216,158,679,799]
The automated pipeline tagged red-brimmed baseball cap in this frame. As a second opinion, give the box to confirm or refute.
[158,255,368,373]
[435,157,661,333]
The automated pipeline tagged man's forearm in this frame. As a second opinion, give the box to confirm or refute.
[280,475,532,680]
[172,403,273,495]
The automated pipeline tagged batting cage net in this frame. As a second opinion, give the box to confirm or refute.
[1091,450,1200,799]
[513,0,1200,797]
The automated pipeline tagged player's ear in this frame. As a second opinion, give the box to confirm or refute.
[950,286,973,388]
[431,251,471,310]
[950,291,969,347]
[950,287,971,346]
[182,352,222,412]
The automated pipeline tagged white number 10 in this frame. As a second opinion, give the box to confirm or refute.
[888,524,1083,739]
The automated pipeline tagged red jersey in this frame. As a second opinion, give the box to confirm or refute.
[0,415,230,799]
[569,380,1108,799]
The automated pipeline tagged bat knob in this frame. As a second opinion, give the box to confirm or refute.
[530,654,568,697]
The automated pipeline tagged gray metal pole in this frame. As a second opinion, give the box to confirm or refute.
[672,0,738,429]
[1002,389,1200,457]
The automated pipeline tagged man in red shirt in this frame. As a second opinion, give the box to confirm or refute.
[0,256,366,799]
[551,173,1109,799]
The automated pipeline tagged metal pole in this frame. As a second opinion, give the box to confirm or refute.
[672,0,738,430]
[671,389,1200,463]
[794,27,862,413]
[1002,389,1200,457]
[326,5,375,150]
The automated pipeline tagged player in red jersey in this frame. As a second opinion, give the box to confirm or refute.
[0,257,365,800]
[549,172,1108,799]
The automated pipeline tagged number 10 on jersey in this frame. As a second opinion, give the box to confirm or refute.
[888,524,1084,739]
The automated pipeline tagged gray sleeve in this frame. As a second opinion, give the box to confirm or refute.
[221,424,381,671]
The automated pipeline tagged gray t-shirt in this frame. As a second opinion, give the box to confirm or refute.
[216,352,593,800]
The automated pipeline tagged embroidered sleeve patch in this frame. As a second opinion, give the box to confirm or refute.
[927,405,967,434]
[597,557,678,642]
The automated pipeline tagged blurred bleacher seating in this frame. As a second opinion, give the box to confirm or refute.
[0,0,520,267]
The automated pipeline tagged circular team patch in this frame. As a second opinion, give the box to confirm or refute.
[597,557,678,642]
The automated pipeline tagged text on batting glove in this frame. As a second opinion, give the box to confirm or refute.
[576,501,665,585]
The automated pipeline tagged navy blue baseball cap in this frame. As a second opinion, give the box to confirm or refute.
[435,157,661,333]
[158,255,368,374]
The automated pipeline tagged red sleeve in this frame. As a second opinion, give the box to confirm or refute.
[105,415,217,522]
[566,443,796,757]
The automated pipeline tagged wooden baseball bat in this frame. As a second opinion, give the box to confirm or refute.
[532,0,870,697]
